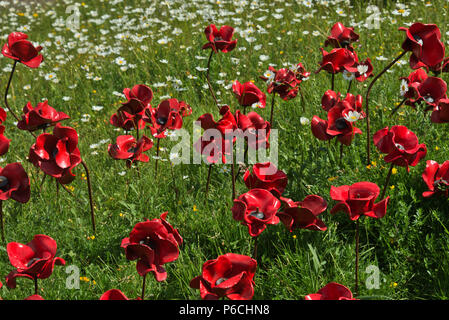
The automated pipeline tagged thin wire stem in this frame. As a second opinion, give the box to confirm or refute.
[4,60,21,122]
[381,163,394,199]
[81,160,96,233]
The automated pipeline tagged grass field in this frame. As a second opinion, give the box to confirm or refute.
[1,0,449,300]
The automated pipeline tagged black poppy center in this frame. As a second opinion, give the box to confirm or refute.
[340,40,350,47]
[156,117,167,125]
[127,146,137,153]
[0,176,9,192]
[412,34,423,44]
[37,123,51,130]
[435,179,449,190]
[214,37,223,41]
[140,236,156,250]
[26,257,41,267]
[335,118,349,130]
[215,277,228,285]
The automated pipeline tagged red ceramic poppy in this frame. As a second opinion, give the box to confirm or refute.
[330,182,389,221]
[123,84,153,106]
[321,90,340,111]
[99,289,140,300]
[311,98,363,146]
[17,100,69,132]
[108,135,154,168]
[243,162,287,197]
[305,282,357,300]
[110,99,147,131]
[231,188,281,237]
[321,90,364,115]
[400,69,428,102]
[399,23,445,71]
[0,107,6,124]
[24,295,45,300]
[292,62,311,81]
[260,66,301,101]
[373,125,427,171]
[317,48,357,74]
[0,162,30,203]
[190,253,257,300]
[202,24,237,53]
[0,126,10,156]
[232,81,266,108]
[234,110,271,150]
[345,57,373,82]
[407,76,447,109]
[1,32,43,68]
[143,98,188,138]
[5,234,65,289]
[277,195,327,232]
[194,105,237,164]
[121,212,182,281]
[325,22,359,48]
[28,123,82,184]
[422,160,449,197]
[431,99,449,123]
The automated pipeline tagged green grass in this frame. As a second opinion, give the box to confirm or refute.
[1,0,449,300]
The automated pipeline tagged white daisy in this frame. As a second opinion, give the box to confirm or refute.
[343,70,355,81]
[300,117,310,125]
[114,57,126,65]
[357,64,369,77]
[263,70,275,83]
[44,73,57,81]
[400,79,409,96]
[343,110,361,122]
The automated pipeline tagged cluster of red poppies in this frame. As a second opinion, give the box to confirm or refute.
[0,31,97,241]
[0,31,102,299]
[1,33,82,184]
[108,84,192,168]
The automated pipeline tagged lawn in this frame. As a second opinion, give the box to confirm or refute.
[1,0,449,300]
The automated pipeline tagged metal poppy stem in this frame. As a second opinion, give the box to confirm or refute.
[4,60,21,122]
[205,163,213,199]
[154,138,160,178]
[58,181,75,198]
[39,174,47,192]
[81,160,96,233]
[355,218,360,296]
[206,50,220,110]
[34,277,38,295]
[269,93,276,127]
[390,97,407,116]
[381,163,395,199]
[141,273,147,300]
[252,236,258,260]
[0,200,4,243]
[347,79,353,94]
[364,51,407,165]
